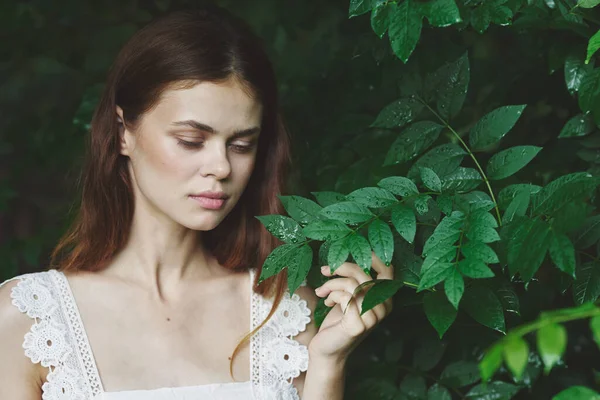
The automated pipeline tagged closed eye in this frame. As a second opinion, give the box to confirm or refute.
[176,139,257,153]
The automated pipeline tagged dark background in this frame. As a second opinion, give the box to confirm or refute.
[2,0,600,398]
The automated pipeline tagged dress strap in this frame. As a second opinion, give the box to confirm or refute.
[52,270,104,395]
[6,270,100,399]
[249,268,311,399]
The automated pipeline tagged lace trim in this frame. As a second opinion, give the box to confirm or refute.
[8,271,96,399]
[52,271,104,396]
[250,268,311,400]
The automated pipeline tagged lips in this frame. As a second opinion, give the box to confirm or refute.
[189,195,227,210]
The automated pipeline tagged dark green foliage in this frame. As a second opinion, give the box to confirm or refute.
[5,0,600,398]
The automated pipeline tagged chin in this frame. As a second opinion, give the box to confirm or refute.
[181,215,225,231]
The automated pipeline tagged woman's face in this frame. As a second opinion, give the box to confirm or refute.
[118,78,262,231]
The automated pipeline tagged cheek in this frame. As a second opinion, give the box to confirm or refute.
[134,138,191,180]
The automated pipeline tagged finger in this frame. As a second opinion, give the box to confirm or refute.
[315,277,362,298]
[324,291,371,337]
[322,262,372,283]
[370,252,394,280]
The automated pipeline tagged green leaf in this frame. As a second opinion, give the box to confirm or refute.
[531,172,600,217]
[503,336,529,380]
[259,244,302,283]
[434,52,470,120]
[392,203,417,243]
[458,258,495,279]
[422,211,465,257]
[407,143,467,180]
[287,244,313,294]
[579,68,600,114]
[361,279,404,314]
[437,193,454,215]
[422,246,456,275]
[455,191,495,213]
[470,0,513,33]
[327,237,350,272]
[384,121,444,166]
[466,222,501,244]
[466,381,521,399]
[462,285,506,333]
[319,201,374,224]
[348,234,373,273]
[389,0,423,63]
[349,0,373,18]
[378,176,420,197]
[486,145,542,180]
[414,194,433,215]
[311,191,346,207]
[424,290,457,338]
[368,219,394,265]
[502,189,530,224]
[491,277,521,315]
[444,268,464,309]
[303,219,352,241]
[399,374,427,399]
[371,97,424,128]
[440,167,483,193]
[417,262,455,292]
[427,383,452,400]
[420,0,462,27]
[498,184,542,210]
[347,187,399,208]
[573,261,600,305]
[371,2,395,38]
[565,53,594,95]
[590,315,600,348]
[558,114,595,138]
[279,195,323,225]
[578,0,600,7]
[420,167,442,192]
[573,215,600,249]
[549,232,576,278]
[440,360,481,388]
[469,105,527,151]
[461,241,499,264]
[553,386,600,400]
[255,215,305,244]
[506,217,552,282]
[537,323,567,374]
[479,344,503,382]
[413,335,446,371]
[587,30,600,64]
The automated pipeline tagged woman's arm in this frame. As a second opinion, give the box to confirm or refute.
[0,280,44,399]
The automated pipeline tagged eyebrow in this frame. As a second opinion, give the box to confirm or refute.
[171,120,261,139]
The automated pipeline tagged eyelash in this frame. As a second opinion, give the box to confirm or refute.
[176,139,256,153]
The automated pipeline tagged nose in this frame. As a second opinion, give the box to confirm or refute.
[200,141,231,180]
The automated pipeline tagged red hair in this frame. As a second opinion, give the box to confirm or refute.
[50,7,293,380]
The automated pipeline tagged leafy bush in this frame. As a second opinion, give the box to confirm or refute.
[256,0,600,398]
[4,0,600,398]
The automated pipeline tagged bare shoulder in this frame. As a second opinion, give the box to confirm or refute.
[0,279,44,398]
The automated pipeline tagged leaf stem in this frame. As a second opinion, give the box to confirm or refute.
[415,95,503,226]
[508,302,600,339]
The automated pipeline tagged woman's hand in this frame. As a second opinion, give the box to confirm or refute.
[307,251,394,364]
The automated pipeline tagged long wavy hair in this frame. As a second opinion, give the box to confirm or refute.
[50,6,292,380]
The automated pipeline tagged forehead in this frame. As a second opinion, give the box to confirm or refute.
[148,79,263,130]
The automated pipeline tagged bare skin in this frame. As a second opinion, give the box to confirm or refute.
[0,77,320,398]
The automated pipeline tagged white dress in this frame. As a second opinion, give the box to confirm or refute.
[0,268,312,399]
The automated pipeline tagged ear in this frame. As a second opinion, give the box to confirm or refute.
[116,106,132,157]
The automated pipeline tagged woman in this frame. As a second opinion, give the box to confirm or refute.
[0,5,393,400]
